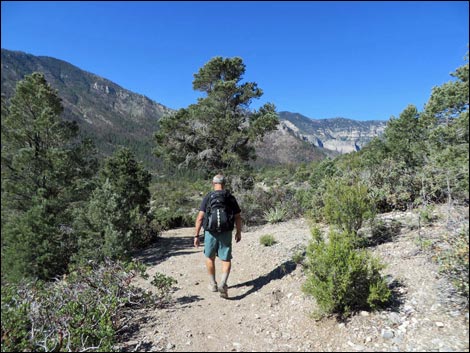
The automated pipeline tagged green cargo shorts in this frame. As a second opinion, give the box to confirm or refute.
[204,230,233,261]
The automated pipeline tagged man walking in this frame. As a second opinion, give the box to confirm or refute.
[194,174,242,299]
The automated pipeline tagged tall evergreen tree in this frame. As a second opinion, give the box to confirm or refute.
[1,72,97,281]
[72,147,154,262]
[383,104,424,168]
[423,55,469,202]
[154,57,279,175]
[99,147,151,216]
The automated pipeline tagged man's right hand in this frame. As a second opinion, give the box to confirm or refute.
[194,236,200,248]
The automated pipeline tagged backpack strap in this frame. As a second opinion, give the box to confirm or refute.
[204,191,214,213]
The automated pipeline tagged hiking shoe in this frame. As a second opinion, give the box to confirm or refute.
[218,284,228,299]
[208,282,218,292]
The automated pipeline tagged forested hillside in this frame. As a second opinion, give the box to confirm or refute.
[1,49,172,168]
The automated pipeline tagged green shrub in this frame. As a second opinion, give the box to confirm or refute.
[260,234,277,246]
[151,272,178,299]
[419,204,437,225]
[1,260,159,352]
[263,206,287,224]
[0,282,31,351]
[238,185,301,226]
[323,178,375,236]
[292,250,306,265]
[153,207,195,230]
[438,227,469,298]
[302,228,391,317]
[150,177,205,230]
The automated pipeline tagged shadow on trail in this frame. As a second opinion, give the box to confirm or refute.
[387,277,407,312]
[176,295,204,306]
[228,260,297,301]
[136,235,197,266]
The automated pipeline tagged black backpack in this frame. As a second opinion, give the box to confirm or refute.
[203,190,235,233]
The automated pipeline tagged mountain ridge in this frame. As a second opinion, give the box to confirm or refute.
[1,48,385,167]
[1,48,172,168]
[278,111,387,153]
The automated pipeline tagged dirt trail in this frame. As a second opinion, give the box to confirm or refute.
[120,210,469,352]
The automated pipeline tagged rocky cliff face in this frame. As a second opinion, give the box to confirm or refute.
[253,123,330,166]
[278,111,387,154]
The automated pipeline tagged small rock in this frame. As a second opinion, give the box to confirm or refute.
[381,329,394,339]
[388,312,401,324]
[232,342,242,352]
[435,322,445,328]
[392,332,404,344]
[166,343,175,350]
[397,321,409,332]
[360,310,369,317]
[338,323,346,328]
[403,304,414,315]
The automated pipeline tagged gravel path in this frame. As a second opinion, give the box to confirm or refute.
[119,208,469,352]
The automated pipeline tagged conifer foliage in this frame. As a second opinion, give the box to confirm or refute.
[154,57,279,174]
[1,73,97,281]
[73,147,155,262]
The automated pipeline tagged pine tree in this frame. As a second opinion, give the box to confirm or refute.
[383,105,424,168]
[1,72,97,281]
[424,56,469,203]
[154,57,279,175]
[73,147,154,262]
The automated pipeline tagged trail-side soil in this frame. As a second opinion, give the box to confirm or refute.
[118,207,469,352]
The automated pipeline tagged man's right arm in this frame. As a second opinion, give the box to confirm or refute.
[234,213,242,243]
[195,211,204,237]
[194,211,205,248]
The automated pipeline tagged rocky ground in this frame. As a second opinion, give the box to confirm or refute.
[117,205,469,352]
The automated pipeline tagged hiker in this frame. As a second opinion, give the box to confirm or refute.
[194,174,242,299]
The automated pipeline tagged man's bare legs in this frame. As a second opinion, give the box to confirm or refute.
[206,256,217,291]
[220,260,231,286]
[205,256,231,297]
[218,260,231,298]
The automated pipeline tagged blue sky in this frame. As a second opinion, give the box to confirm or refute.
[1,1,468,121]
